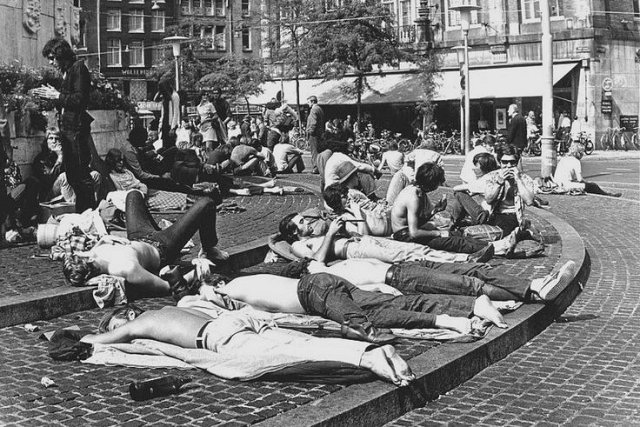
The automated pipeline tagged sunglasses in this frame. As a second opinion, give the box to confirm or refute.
[501,159,517,165]
[47,55,56,61]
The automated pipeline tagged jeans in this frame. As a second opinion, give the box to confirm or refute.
[278,154,305,173]
[60,126,96,213]
[386,170,411,204]
[450,192,519,235]
[296,273,475,330]
[393,226,488,254]
[388,263,485,297]
[345,235,469,264]
[125,191,219,265]
[410,260,530,301]
[308,135,320,169]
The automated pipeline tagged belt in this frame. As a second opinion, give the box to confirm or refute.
[195,321,213,349]
[385,264,399,286]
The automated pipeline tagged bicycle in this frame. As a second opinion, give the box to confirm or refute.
[554,128,571,156]
[291,127,309,151]
[632,127,640,150]
[599,127,626,151]
[441,130,462,155]
[575,131,594,155]
[524,131,542,156]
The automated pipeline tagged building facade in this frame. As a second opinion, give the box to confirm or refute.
[82,0,178,102]
[398,0,640,142]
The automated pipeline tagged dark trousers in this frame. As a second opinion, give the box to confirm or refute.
[393,226,487,254]
[308,135,319,169]
[394,261,530,301]
[450,192,519,235]
[125,191,219,265]
[60,127,96,213]
[296,273,475,330]
[279,154,305,173]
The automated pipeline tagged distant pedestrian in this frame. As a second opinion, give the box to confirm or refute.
[36,38,96,213]
[306,95,325,174]
[506,104,527,154]
[155,79,181,150]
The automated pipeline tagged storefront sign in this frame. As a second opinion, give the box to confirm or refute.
[601,99,612,114]
[620,115,638,132]
[231,104,264,115]
[137,101,161,111]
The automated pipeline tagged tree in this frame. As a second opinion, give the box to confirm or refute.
[299,0,411,124]
[199,55,268,111]
[414,50,443,132]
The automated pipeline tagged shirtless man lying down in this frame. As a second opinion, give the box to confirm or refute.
[80,305,416,387]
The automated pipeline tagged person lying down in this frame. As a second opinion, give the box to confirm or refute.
[78,305,416,386]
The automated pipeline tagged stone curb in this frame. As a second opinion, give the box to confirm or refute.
[256,206,587,427]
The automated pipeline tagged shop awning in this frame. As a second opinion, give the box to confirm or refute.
[246,62,579,105]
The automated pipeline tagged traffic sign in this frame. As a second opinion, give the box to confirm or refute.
[601,99,612,114]
[602,78,613,91]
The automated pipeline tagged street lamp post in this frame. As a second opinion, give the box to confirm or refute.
[453,46,466,149]
[163,36,188,92]
[450,1,480,155]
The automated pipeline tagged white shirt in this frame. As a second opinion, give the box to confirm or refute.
[273,143,302,171]
[379,150,404,174]
[554,156,582,186]
[409,148,443,170]
[460,146,488,184]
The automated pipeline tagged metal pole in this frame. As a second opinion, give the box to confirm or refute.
[174,57,180,92]
[463,30,471,155]
[540,0,555,177]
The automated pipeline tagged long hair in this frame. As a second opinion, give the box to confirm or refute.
[279,213,299,243]
[98,304,145,333]
[42,38,76,66]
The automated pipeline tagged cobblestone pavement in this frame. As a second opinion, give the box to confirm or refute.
[387,195,640,425]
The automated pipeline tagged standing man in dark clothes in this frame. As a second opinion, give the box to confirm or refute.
[507,104,527,155]
[306,95,325,174]
[212,88,232,143]
[155,79,181,150]
[36,38,96,213]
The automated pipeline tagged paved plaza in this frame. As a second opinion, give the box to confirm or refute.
[0,153,638,426]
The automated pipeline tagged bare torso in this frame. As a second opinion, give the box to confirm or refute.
[307,259,389,285]
[292,236,349,260]
[390,186,431,232]
[91,241,161,274]
[217,275,306,314]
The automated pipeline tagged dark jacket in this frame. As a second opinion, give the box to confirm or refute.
[507,113,527,149]
[306,104,325,138]
[55,60,93,131]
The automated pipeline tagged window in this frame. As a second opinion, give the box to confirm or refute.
[242,26,251,51]
[214,0,225,16]
[151,10,165,31]
[129,0,144,3]
[215,26,226,50]
[204,0,213,15]
[521,0,562,22]
[181,0,192,15]
[192,0,203,15]
[129,80,146,102]
[400,0,411,26]
[129,9,144,32]
[129,41,144,67]
[634,0,640,19]
[106,9,121,31]
[446,0,479,29]
[241,0,250,16]
[106,39,121,66]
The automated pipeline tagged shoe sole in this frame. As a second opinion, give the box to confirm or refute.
[539,261,576,301]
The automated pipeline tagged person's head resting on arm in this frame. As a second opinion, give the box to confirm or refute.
[98,304,145,332]
[414,162,445,193]
[63,254,101,287]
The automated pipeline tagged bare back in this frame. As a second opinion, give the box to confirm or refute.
[218,275,305,314]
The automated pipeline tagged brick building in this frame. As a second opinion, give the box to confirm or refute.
[82,1,178,103]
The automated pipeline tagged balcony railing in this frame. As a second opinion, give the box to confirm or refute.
[396,25,416,43]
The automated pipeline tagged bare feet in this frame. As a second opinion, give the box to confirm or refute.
[434,314,472,335]
[360,345,415,386]
[473,295,508,328]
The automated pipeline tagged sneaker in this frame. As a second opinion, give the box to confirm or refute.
[468,244,494,263]
[533,261,576,301]
[199,247,230,262]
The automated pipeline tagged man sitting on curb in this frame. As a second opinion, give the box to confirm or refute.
[62,190,228,299]
[290,258,576,303]
[79,305,416,386]
[390,162,520,257]
[280,215,494,264]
